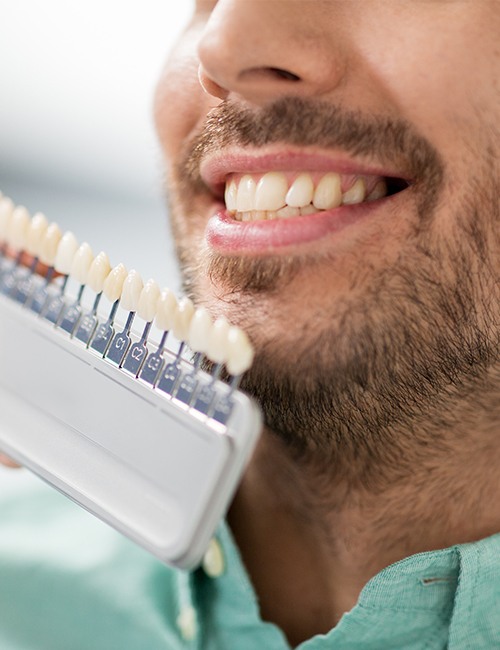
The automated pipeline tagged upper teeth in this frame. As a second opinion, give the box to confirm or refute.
[225,171,387,219]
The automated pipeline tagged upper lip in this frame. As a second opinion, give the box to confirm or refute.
[199,146,411,199]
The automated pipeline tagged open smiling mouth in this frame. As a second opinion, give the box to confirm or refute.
[224,170,409,222]
[204,165,410,254]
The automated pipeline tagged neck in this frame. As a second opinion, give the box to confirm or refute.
[228,407,500,647]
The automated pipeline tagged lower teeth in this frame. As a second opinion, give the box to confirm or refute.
[233,204,319,221]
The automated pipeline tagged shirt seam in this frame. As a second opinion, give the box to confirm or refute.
[356,601,453,614]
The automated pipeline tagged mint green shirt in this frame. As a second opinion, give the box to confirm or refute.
[0,479,499,649]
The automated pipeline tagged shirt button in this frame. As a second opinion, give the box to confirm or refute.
[202,537,225,578]
[177,605,197,641]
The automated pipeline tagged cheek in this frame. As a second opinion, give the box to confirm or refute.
[153,23,218,173]
[355,13,497,153]
[354,10,500,241]
[154,58,202,169]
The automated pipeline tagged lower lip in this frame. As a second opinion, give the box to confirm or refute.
[205,200,384,255]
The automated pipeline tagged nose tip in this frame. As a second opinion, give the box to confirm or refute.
[197,3,345,105]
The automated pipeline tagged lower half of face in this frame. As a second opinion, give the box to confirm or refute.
[155,9,500,476]
[164,128,499,477]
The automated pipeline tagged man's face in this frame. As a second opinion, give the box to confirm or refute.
[154,1,500,468]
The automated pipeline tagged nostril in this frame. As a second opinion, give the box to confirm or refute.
[268,67,301,82]
[198,64,230,100]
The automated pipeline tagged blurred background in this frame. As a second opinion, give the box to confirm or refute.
[0,0,193,286]
[0,1,192,490]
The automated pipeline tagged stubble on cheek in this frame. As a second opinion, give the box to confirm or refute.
[163,97,500,487]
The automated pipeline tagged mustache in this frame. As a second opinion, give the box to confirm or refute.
[178,96,444,192]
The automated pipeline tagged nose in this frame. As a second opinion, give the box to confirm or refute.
[197,0,347,104]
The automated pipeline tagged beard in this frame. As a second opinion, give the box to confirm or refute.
[168,97,500,488]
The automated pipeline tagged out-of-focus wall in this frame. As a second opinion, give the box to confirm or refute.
[0,0,193,286]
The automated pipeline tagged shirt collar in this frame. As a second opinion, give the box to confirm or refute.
[190,523,500,649]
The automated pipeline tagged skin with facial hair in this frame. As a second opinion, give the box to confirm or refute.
[152,0,500,645]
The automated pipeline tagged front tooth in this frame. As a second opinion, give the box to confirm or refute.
[26,212,49,256]
[286,173,314,208]
[342,178,366,205]
[155,287,178,331]
[137,279,161,322]
[236,175,256,212]
[313,173,342,210]
[39,222,62,266]
[226,326,254,376]
[188,307,213,353]
[8,206,30,250]
[0,197,14,241]
[120,270,144,312]
[300,205,317,216]
[102,262,128,302]
[207,317,230,364]
[54,231,79,274]
[70,242,94,285]
[172,296,195,342]
[255,172,288,211]
[225,180,237,212]
[87,251,111,293]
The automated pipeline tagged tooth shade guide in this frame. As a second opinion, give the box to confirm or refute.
[87,251,111,294]
[7,205,31,252]
[0,273,262,568]
[120,269,144,313]
[188,307,213,354]
[25,212,49,257]
[0,192,257,425]
[55,243,94,334]
[103,262,128,303]
[105,272,149,366]
[155,287,178,332]
[0,209,32,298]
[207,317,231,365]
[0,196,15,244]
[90,299,120,356]
[39,222,63,267]
[69,243,94,295]
[54,231,79,275]
[171,296,195,342]
[137,279,161,323]
[121,280,161,377]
